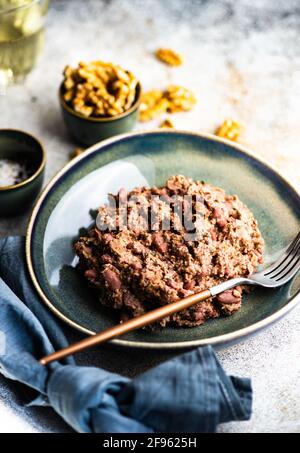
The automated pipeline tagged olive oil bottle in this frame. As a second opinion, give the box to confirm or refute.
[0,0,49,87]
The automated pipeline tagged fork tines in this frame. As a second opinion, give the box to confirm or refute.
[264,231,300,282]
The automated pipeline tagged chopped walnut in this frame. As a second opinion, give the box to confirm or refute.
[139,85,196,122]
[160,118,175,129]
[215,119,242,142]
[139,94,169,122]
[165,85,196,113]
[155,48,183,66]
[139,90,165,121]
[70,147,84,159]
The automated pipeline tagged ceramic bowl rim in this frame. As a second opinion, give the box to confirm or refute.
[0,128,46,192]
[25,130,300,349]
[59,81,142,123]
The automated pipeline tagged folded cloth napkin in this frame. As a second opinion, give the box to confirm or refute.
[0,236,252,433]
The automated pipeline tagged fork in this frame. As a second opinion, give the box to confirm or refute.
[39,231,300,365]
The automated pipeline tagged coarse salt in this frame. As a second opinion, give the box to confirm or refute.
[0,159,29,187]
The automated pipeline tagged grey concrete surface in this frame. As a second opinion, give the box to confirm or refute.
[0,0,299,433]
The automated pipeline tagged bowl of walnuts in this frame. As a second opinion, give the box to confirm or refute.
[59,60,141,146]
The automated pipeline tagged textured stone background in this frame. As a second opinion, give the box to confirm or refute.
[0,0,299,433]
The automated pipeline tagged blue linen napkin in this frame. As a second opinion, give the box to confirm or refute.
[0,236,252,433]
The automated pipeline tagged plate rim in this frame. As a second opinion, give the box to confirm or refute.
[25,130,300,349]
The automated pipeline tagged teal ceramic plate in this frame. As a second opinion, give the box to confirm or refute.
[26,131,300,349]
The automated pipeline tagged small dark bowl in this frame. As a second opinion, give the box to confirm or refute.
[59,81,142,146]
[0,129,45,217]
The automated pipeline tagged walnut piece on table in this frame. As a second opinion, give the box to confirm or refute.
[155,48,183,66]
[215,119,242,142]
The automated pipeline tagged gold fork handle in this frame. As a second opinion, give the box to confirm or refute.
[39,288,212,365]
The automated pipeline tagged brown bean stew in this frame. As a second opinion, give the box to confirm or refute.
[74,176,264,327]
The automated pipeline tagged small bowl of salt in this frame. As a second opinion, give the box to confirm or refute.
[0,129,45,217]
